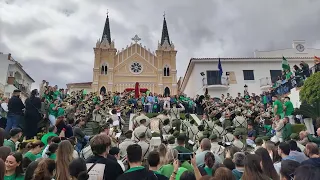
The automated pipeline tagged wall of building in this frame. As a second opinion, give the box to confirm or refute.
[183,58,314,98]
[0,55,12,86]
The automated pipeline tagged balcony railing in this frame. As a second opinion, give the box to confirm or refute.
[13,80,29,94]
[203,77,229,90]
[260,77,272,87]
[271,63,320,96]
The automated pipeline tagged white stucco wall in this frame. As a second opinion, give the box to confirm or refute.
[182,58,314,98]
[0,55,12,86]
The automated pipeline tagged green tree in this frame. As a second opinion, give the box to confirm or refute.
[298,72,320,128]
[300,72,320,104]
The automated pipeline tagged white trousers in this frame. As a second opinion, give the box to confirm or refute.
[304,118,315,135]
[48,115,56,126]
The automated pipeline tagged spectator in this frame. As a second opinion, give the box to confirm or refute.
[4,152,24,180]
[0,128,5,147]
[24,89,42,139]
[46,143,59,160]
[117,144,157,180]
[288,140,308,163]
[6,90,25,133]
[231,152,245,180]
[175,134,192,153]
[306,128,320,146]
[283,97,294,124]
[3,128,23,152]
[109,147,125,171]
[86,134,123,180]
[41,126,58,146]
[32,158,56,180]
[198,152,215,176]
[56,140,74,180]
[158,143,168,167]
[301,142,320,168]
[69,158,89,180]
[0,159,4,180]
[0,146,11,161]
[255,148,279,180]
[23,140,45,162]
[24,161,39,180]
[213,167,235,180]
[196,138,222,167]
[242,154,269,180]
[73,118,90,152]
[147,151,169,179]
[298,131,309,146]
[42,136,61,158]
[223,158,235,171]
[294,165,320,180]
[279,160,300,180]
[282,117,292,142]
[274,142,297,174]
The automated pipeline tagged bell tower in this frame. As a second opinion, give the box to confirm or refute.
[92,13,117,93]
[156,14,177,95]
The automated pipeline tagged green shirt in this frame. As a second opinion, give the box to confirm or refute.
[41,132,58,146]
[48,103,57,117]
[125,166,145,173]
[273,100,283,115]
[284,101,294,116]
[52,91,60,99]
[3,139,16,152]
[285,72,292,80]
[158,164,188,179]
[57,107,65,117]
[49,153,56,160]
[204,166,213,176]
[174,146,192,153]
[4,174,24,180]
[24,151,37,161]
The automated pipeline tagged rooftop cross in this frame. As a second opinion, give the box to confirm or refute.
[163,11,166,18]
[132,35,141,43]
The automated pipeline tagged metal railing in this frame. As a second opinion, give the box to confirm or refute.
[271,63,320,96]
[259,77,272,87]
[205,77,229,86]
[13,80,28,93]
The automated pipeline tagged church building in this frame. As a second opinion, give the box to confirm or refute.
[67,15,178,96]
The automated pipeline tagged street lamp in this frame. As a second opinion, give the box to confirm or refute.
[244,84,248,92]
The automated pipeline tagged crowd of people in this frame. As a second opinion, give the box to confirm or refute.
[0,76,320,180]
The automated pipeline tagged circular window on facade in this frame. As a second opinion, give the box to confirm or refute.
[130,62,143,74]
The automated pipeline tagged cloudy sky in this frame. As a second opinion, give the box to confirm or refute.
[1,0,320,89]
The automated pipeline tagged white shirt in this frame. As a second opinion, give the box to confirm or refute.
[1,103,8,112]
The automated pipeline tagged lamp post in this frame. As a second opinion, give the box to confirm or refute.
[244,84,248,93]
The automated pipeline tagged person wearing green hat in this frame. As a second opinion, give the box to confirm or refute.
[233,131,244,150]
[233,111,247,148]
[209,134,225,156]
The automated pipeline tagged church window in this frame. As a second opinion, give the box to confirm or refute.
[130,62,143,74]
[101,64,108,75]
[163,65,170,76]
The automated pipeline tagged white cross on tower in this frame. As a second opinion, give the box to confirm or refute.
[131,35,141,43]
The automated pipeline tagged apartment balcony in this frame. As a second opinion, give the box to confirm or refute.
[203,77,230,90]
[260,77,272,91]
[7,77,29,95]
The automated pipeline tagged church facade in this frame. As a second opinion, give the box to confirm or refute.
[67,15,178,96]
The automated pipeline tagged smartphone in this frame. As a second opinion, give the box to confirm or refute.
[178,153,193,161]
[117,112,121,117]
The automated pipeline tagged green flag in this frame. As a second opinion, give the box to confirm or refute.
[282,56,290,71]
[83,89,87,95]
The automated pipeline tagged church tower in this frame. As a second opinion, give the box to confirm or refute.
[92,14,117,94]
[156,15,177,95]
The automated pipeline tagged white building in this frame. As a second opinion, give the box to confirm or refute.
[0,53,35,102]
[180,40,318,99]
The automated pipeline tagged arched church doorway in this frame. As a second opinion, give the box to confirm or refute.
[164,87,170,97]
[100,86,106,95]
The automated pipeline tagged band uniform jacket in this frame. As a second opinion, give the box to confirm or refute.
[119,139,135,158]
[132,125,152,142]
[233,139,245,150]
[137,140,151,159]
[188,124,199,141]
[223,133,234,143]
[211,142,225,155]
[212,124,226,140]
[164,104,185,121]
